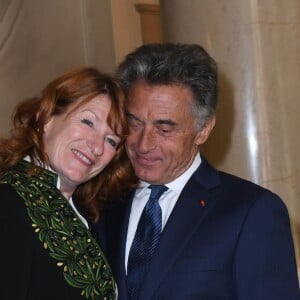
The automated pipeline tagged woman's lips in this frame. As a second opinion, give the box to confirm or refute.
[71,149,94,166]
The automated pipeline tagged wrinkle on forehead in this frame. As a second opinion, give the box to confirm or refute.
[127,82,194,126]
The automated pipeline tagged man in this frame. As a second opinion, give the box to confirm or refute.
[99,43,300,300]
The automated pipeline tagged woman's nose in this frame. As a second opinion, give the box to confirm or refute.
[86,138,104,156]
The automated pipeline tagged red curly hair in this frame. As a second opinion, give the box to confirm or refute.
[0,67,137,223]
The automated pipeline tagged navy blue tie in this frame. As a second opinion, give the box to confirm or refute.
[127,185,168,299]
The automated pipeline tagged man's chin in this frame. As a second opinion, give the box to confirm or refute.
[134,168,161,183]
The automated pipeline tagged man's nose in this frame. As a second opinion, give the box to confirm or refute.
[136,127,157,152]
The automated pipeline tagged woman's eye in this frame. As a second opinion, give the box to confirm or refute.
[105,137,118,148]
[81,118,94,127]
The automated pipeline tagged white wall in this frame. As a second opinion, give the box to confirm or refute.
[0,0,115,134]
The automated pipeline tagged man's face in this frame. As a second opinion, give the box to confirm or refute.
[125,81,214,185]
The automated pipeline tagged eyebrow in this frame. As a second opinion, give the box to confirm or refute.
[125,111,138,119]
[154,119,177,126]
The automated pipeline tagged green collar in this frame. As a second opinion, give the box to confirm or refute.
[0,160,116,300]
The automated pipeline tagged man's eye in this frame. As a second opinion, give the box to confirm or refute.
[81,118,93,127]
[128,119,143,130]
[157,125,173,136]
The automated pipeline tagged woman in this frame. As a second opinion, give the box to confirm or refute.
[0,67,136,300]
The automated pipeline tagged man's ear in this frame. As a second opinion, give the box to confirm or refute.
[195,116,216,146]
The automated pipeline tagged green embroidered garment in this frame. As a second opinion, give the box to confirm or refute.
[0,160,116,300]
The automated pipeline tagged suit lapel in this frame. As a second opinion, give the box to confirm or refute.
[138,158,220,300]
[105,194,134,300]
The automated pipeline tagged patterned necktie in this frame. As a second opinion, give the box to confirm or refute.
[127,185,168,299]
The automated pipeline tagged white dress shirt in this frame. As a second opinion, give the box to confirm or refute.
[125,153,201,271]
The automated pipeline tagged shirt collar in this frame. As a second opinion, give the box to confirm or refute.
[24,155,61,190]
[136,153,201,196]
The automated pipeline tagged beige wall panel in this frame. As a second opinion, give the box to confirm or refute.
[135,3,163,44]
[110,0,142,65]
[161,0,300,266]
[110,0,160,65]
[0,0,115,134]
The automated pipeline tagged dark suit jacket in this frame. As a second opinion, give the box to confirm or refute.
[0,184,88,300]
[98,157,300,300]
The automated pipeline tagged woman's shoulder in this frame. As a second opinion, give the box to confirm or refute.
[0,182,29,223]
[0,182,22,202]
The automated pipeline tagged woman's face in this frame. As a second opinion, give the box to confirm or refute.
[43,94,120,199]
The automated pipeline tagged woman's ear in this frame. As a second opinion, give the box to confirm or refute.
[36,111,52,133]
[195,116,216,146]
[35,112,41,132]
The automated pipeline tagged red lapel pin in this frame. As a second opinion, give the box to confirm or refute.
[200,200,206,207]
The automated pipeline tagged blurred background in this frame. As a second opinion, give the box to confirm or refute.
[1,0,299,274]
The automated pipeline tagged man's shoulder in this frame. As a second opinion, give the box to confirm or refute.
[218,169,274,192]
[215,169,285,209]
